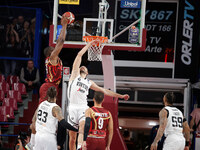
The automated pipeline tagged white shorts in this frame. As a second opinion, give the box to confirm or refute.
[67,104,89,129]
[163,134,185,150]
[33,132,57,150]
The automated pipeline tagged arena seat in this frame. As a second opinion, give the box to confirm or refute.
[0,74,5,82]
[6,75,19,86]
[0,114,8,122]
[2,98,18,111]
[0,90,5,103]
[0,81,10,94]
[7,90,22,103]
[0,106,14,120]
[12,83,27,95]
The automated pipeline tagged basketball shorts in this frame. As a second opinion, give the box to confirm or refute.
[39,82,58,104]
[86,137,106,150]
[34,132,57,150]
[163,134,185,150]
[67,104,89,129]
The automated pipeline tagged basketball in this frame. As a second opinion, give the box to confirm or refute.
[63,12,75,24]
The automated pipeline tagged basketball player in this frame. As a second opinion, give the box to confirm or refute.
[82,91,113,150]
[39,15,68,104]
[67,40,130,150]
[30,14,69,149]
[150,92,190,150]
[32,86,78,150]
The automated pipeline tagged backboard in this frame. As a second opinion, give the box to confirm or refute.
[50,0,147,52]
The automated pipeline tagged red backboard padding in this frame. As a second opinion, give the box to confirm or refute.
[102,96,127,150]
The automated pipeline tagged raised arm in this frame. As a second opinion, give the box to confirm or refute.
[183,119,190,150]
[90,81,129,100]
[106,112,113,150]
[151,109,167,150]
[69,41,94,81]
[52,106,78,132]
[49,16,68,65]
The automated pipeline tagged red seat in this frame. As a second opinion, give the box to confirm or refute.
[6,75,19,86]
[2,98,18,111]
[0,106,14,120]
[12,83,27,95]
[0,106,9,127]
[0,90,5,102]
[0,114,8,122]
[0,74,5,82]
[7,90,22,103]
[0,81,10,94]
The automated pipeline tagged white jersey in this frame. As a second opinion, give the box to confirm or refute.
[36,101,58,134]
[164,106,184,137]
[67,75,91,105]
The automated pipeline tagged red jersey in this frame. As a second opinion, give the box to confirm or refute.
[88,107,110,138]
[45,57,63,85]
[15,143,26,150]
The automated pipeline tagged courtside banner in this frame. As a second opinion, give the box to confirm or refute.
[120,0,141,8]
[174,0,200,83]
[59,0,80,5]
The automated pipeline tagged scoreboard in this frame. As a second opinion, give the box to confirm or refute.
[115,0,178,62]
[114,0,200,82]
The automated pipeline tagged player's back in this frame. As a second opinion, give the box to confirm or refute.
[45,57,63,85]
[88,106,110,138]
[36,101,58,134]
[164,106,184,137]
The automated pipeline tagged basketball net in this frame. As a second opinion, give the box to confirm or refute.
[83,36,108,61]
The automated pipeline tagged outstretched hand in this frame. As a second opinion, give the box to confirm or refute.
[88,39,100,46]
[122,94,130,101]
[61,16,68,26]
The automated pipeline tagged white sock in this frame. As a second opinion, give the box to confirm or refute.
[77,144,82,150]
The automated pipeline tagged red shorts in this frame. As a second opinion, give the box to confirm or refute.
[86,137,106,150]
[39,82,58,104]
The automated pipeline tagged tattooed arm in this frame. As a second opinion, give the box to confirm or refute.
[52,106,78,132]
[52,106,64,121]
[151,108,168,150]
[30,108,38,134]
[32,108,38,123]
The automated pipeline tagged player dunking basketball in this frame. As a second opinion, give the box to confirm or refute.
[39,15,68,104]
[32,86,78,150]
[82,91,113,150]
[150,92,190,150]
[67,40,129,150]
[30,15,69,149]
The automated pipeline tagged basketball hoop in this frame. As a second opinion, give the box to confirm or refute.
[83,36,108,61]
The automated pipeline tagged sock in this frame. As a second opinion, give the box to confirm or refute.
[77,144,82,150]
